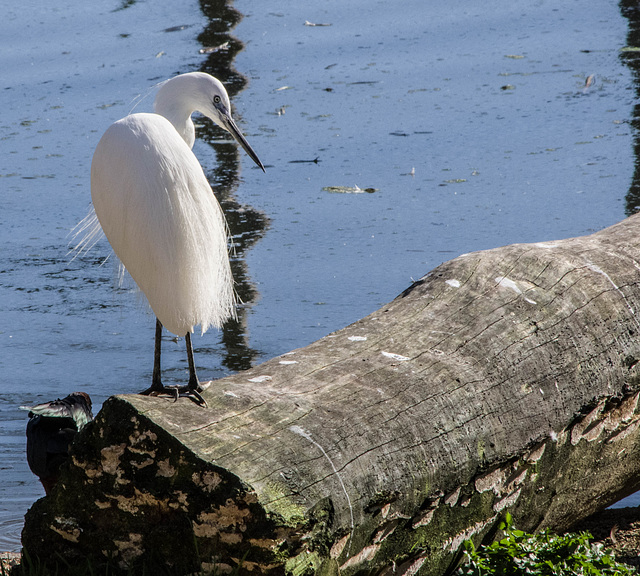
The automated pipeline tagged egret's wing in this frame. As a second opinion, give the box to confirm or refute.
[91,113,236,336]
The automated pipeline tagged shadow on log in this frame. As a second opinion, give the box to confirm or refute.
[22,215,640,575]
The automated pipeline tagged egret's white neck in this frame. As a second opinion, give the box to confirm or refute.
[153,79,199,149]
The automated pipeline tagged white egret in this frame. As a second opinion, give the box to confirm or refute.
[90,72,264,405]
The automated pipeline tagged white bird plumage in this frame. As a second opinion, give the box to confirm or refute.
[89,72,264,404]
[92,112,234,335]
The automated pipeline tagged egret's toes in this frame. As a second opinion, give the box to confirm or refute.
[139,384,207,407]
[188,389,208,408]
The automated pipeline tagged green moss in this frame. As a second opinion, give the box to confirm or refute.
[285,551,322,576]
[259,482,307,529]
[476,440,486,461]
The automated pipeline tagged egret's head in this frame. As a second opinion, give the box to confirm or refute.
[204,79,265,173]
[155,72,264,172]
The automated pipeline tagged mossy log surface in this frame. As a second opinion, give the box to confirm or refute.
[22,214,640,575]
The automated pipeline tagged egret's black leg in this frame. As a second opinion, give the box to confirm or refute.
[139,321,206,406]
[186,332,199,390]
[185,333,207,407]
[140,319,178,401]
[152,318,163,390]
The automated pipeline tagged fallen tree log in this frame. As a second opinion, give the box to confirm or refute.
[22,214,640,575]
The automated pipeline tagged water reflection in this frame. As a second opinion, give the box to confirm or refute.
[620,1,640,215]
[203,141,270,372]
[196,0,270,371]
[198,0,246,92]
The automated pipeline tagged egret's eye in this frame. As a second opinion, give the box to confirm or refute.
[213,95,221,104]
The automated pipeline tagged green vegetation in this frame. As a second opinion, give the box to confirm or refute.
[457,513,636,576]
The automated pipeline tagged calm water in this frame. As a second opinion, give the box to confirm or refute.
[1,0,637,551]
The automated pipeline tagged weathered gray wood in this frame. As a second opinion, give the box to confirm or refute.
[22,214,640,575]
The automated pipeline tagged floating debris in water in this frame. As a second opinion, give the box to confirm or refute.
[582,74,596,93]
[199,42,230,54]
[289,157,320,164]
[276,85,292,92]
[304,20,332,27]
[164,24,192,32]
[500,84,515,91]
[323,185,377,194]
[268,106,290,117]
[504,54,524,59]
[113,0,136,12]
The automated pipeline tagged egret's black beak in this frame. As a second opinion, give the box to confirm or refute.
[218,107,265,173]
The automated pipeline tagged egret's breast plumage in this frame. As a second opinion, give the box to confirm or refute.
[91,113,235,336]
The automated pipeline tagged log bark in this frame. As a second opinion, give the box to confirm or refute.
[22,214,640,575]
